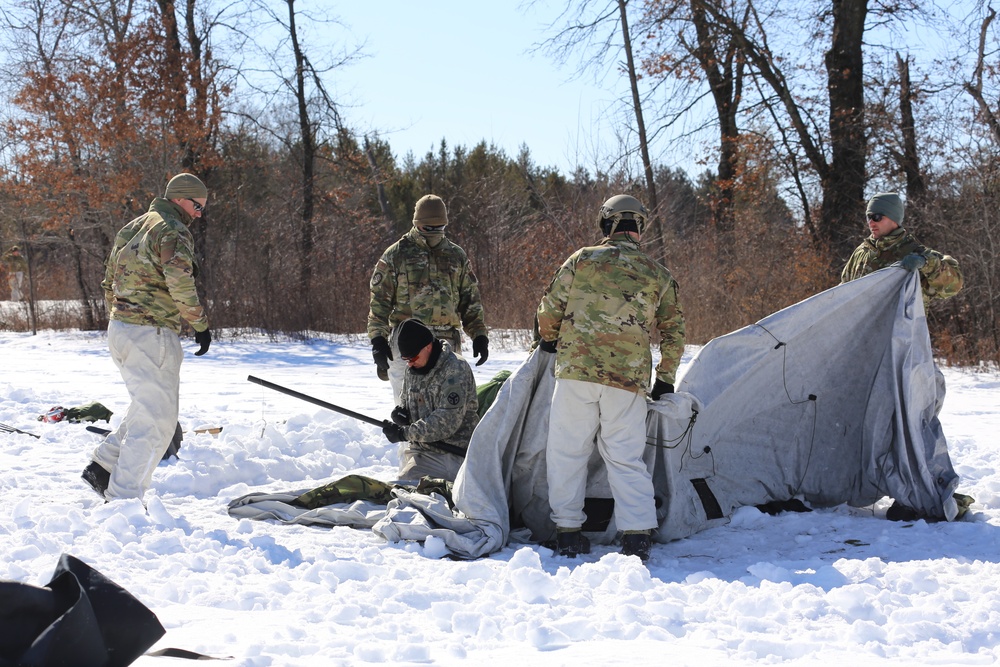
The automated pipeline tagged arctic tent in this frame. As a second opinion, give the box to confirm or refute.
[425,264,959,556]
[231,266,960,560]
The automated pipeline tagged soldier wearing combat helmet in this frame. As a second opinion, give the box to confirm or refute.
[367,194,489,404]
[536,194,685,562]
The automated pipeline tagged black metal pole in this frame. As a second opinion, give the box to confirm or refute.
[247,375,385,428]
[246,374,466,458]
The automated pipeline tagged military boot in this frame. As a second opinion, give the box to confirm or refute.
[81,461,111,498]
[621,531,651,561]
[556,529,591,558]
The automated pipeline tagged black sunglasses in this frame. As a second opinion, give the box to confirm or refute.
[866,212,883,222]
[187,198,206,213]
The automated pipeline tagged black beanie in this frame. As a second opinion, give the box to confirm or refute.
[396,319,435,358]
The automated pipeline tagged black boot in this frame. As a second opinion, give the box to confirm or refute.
[556,530,591,558]
[621,532,651,561]
[886,501,921,522]
[81,461,111,498]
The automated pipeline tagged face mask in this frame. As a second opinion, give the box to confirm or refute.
[417,225,446,246]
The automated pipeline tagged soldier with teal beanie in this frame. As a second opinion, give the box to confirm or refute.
[82,173,212,502]
[537,194,686,562]
[841,192,966,522]
[841,192,963,300]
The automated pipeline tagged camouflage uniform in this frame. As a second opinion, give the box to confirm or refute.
[537,237,686,390]
[2,247,27,301]
[841,227,963,301]
[93,197,208,501]
[538,235,686,534]
[368,227,487,400]
[103,198,209,333]
[396,340,480,482]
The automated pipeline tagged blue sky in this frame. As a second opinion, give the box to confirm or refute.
[326,1,630,175]
[283,1,978,181]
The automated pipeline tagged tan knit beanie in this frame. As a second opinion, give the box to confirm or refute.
[412,194,448,227]
[164,173,208,200]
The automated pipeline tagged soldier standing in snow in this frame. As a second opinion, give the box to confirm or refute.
[536,194,686,561]
[82,173,212,502]
[380,318,480,482]
[2,245,27,301]
[841,192,963,300]
[841,192,965,521]
[367,194,489,404]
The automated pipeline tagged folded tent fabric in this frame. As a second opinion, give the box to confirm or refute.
[0,553,165,667]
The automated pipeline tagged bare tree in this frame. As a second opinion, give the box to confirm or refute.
[617,0,662,239]
[536,0,665,248]
[895,52,926,204]
[641,0,749,233]
[236,0,362,327]
[693,0,868,263]
[964,6,1000,147]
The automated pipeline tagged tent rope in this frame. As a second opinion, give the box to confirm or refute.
[756,325,820,498]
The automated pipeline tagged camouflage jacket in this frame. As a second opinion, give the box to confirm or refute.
[2,251,26,274]
[840,227,963,300]
[537,236,686,392]
[400,341,480,452]
[368,228,487,342]
[102,198,209,334]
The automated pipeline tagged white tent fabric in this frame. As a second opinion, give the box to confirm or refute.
[657,266,959,540]
[232,266,961,559]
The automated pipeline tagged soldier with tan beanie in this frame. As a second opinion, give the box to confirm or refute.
[367,194,489,404]
[83,173,212,503]
[2,245,28,301]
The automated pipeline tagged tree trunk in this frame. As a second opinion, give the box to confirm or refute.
[690,0,742,233]
[896,52,926,206]
[821,0,868,264]
[618,0,662,246]
[287,0,315,325]
[364,135,394,232]
[70,239,97,331]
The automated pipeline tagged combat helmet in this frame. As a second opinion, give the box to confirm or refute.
[597,194,647,236]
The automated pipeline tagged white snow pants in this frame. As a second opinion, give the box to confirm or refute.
[8,271,24,301]
[92,320,182,500]
[546,378,656,532]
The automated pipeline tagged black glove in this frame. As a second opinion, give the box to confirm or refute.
[901,253,927,272]
[472,335,489,366]
[539,339,557,353]
[194,328,212,356]
[390,406,411,426]
[650,379,674,401]
[371,336,392,373]
[382,420,406,444]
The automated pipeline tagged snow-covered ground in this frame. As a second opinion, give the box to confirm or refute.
[1,326,999,666]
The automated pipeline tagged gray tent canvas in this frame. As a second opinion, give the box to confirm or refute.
[431,265,959,555]
[232,266,960,559]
